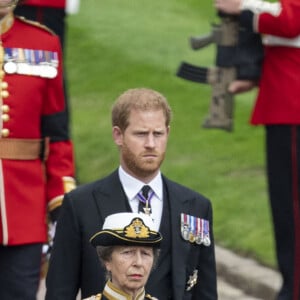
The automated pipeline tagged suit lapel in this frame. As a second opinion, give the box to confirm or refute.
[92,170,131,220]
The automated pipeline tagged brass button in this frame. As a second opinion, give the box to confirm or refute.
[1,90,9,98]
[0,70,5,79]
[2,104,9,113]
[1,114,9,122]
[1,128,10,137]
[1,81,8,89]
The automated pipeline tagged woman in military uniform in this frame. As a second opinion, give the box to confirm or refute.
[84,212,162,300]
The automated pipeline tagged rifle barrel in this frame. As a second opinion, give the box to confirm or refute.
[190,34,214,50]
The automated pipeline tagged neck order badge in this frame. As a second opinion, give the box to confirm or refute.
[138,185,154,215]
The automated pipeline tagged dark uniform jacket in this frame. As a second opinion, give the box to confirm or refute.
[46,170,217,300]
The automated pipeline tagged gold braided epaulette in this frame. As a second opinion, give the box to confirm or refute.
[15,16,56,35]
[145,294,158,300]
[82,293,102,300]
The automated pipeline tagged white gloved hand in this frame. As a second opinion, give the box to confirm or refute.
[42,221,57,260]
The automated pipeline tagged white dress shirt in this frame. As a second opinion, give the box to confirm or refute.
[118,166,163,230]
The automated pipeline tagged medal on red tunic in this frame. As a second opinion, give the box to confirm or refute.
[3,47,58,78]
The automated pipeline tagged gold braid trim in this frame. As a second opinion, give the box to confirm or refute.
[15,15,56,35]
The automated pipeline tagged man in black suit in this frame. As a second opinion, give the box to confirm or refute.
[46,88,217,300]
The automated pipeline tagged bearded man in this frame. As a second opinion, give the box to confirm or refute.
[46,88,217,300]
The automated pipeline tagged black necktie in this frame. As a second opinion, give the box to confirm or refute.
[138,185,152,215]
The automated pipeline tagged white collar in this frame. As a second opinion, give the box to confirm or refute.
[118,166,163,202]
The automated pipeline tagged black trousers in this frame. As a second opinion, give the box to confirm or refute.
[266,125,300,300]
[0,243,43,300]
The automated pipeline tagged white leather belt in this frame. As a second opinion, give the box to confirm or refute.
[263,34,300,48]
[242,0,281,16]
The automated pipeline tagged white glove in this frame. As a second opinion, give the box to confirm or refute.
[42,221,57,261]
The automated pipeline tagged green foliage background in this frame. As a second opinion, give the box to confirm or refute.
[66,0,276,267]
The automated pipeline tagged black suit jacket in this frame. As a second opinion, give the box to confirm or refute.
[46,170,217,300]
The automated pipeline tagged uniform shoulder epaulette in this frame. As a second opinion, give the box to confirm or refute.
[145,294,158,300]
[15,16,56,35]
[82,293,102,300]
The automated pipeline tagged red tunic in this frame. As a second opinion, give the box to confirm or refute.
[21,0,66,8]
[0,15,75,245]
[250,0,300,125]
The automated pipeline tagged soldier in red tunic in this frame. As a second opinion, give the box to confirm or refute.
[0,0,76,299]
[215,0,300,299]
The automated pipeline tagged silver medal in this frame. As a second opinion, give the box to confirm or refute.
[4,61,17,74]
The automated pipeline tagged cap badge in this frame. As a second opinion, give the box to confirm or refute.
[125,218,150,239]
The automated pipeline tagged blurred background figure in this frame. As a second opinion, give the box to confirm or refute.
[0,1,76,299]
[214,0,300,299]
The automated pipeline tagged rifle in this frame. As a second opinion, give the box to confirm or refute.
[177,15,239,131]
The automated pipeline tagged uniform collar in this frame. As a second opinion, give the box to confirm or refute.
[0,12,14,35]
[103,280,146,300]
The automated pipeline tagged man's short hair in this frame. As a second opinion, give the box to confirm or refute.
[111,88,172,131]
